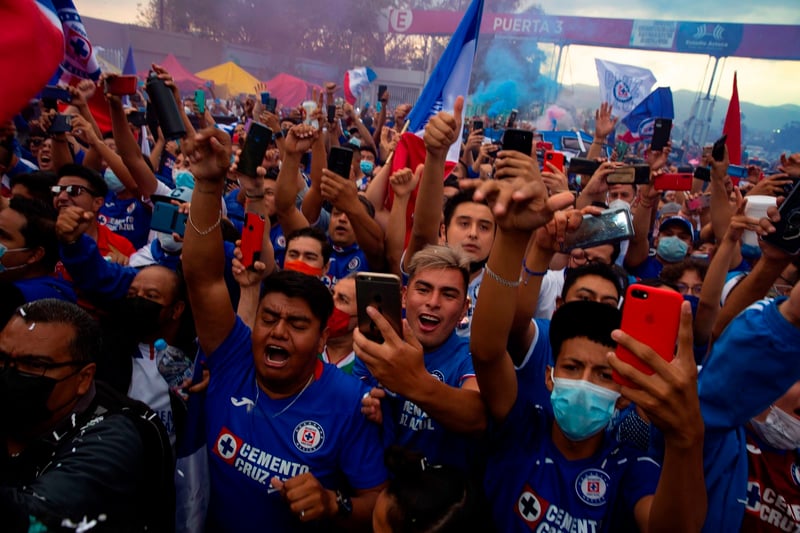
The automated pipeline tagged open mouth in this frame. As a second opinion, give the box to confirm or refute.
[264,345,290,368]
[418,313,441,332]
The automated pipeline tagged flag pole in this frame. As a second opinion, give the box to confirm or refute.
[382,119,410,168]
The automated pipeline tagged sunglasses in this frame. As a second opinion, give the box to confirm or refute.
[51,185,97,197]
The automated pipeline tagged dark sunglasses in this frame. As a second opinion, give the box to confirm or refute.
[50,185,97,197]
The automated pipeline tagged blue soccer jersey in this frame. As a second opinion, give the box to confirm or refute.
[98,193,151,249]
[325,242,368,288]
[203,318,387,532]
[353,331,477,471]
[484,399,660,533]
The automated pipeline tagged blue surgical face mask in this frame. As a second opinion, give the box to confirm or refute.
[656,236,689,262]
[104,168,126,194]
[360,160,374,176]
[349,137,362,148]
[174,170,195,190]
[550,368,620,441]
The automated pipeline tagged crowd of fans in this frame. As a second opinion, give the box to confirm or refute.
[0,65,799,533]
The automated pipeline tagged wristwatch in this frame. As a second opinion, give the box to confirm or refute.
[335,489,353,518]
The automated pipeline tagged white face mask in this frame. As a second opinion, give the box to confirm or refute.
[157,232,182,253]
[607,199,631,212]
[750,406,800,450]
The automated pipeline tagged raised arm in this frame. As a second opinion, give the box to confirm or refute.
[384,167,420,276]
[300,120,327,225]
[69,115,138,194]
[274,125,316,236]
[471,149,575,422]
[402,98,463,271]
[181,128,236,355]
[587,102,617,160]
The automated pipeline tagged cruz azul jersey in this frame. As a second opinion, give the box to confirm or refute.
[325,242,368,288]
[98,193,151,249]
[484,400,660,533]
[203,318,386,532]
[353,331,476,471]
[741,431,800,532]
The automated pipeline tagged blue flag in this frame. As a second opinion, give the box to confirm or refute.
[123,45,137,76]
[406,0,484,163]
[621,87,674,139]
[51,0,101,84]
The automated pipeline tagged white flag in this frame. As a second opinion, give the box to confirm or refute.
[595,59,656,119]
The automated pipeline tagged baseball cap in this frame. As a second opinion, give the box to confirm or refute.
[659,216,693,237]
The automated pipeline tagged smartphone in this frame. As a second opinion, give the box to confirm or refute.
[762,179,800,255]
[687,195,711,211]
[506,109,518,129]
[473,119,484,131]
[568,157,601,176]
[728,164,748,178]
[606,164,651,185]
[543,150,565,173]
[240,212,265,269]
[48,114,72,134]
[41,86,71,109]
[194,90,206,114]
[614,284,683,388]
[105,76,138,96]
[327,104,336,124]
[260,92,270,105]
[127,110,146,128]
[150,202,187,237]
[237,122,272,178]
[693,166,711,182]
[265,97,278,114]
[650,118,672,152]
[712,135,728,162]
[378,85,388,101]
[561,208,634,252]
[501,129,533,157]
[653,173,693,191]
[328,146,353,179]
[615,140,630,159]
[356,272,403,344]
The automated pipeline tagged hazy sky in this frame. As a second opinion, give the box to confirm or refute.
[73,0,800,107]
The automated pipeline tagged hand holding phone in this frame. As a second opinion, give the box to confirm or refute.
[711,135,728,162]
[561,209,634,252]
[240,213,265,269]
[237,122,272,178]
[544,151,565,173]
[356,273,403,344]
[150,202,188,237]
[328,146,354,179]
[650,118,672,152]
[501,129,533,158]
[106,76,138,96]
[613,284,683,388]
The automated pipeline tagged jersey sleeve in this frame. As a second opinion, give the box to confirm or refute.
[203,317,253,382]
[335,387,389,490]
[619,454,661,515]
[59,234,138,303]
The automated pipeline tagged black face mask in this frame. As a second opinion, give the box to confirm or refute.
[0,367,59,437]
[116,296,165,338]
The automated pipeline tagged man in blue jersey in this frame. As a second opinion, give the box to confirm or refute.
[354,244,486,471]
[182,126,386,532]
[469,162,707,532]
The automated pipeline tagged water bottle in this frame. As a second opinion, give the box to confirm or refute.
[145,72,186,140]
[155,338,193,394]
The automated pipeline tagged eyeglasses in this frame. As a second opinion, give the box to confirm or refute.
[675,283,703,296]
[0,351,84,377]
[50,185,96,197]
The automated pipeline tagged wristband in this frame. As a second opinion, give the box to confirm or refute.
[273,130,284,140]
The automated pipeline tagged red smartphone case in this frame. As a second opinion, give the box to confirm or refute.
[241,213,265,269]
[653,173,693,191]
[544,150,565,173]
[613,284,683,388]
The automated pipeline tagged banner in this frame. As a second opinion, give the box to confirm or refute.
[595,59,656,119]
[723,72,741,165]
[51,0,101,84]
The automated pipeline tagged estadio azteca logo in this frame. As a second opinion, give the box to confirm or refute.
[293,420,325,453]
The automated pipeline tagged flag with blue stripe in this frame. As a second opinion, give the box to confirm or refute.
[51,0,101,84]
[621,87,674,140]
[405,0,484,163]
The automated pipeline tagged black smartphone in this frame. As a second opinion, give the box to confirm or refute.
[712,135,728,162]
[501,128,533,156]
[260,92,270,105]
[693,166,711,182]
[568,157,601,176]
[762,180,800,255]
[506,109,518,129]
[650,118,672,152]
[237,122,272,178]
[562,209,634,252]
[41,86,71,110]
[356,272,403,344]
[150,202,187,237]
[328,146,353,179]
[606,164,651,185]
[48,114,72,134]
[127,110,147,128]
[378,85,388,101]
[473,119,484,131]
[327,104,336,124]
